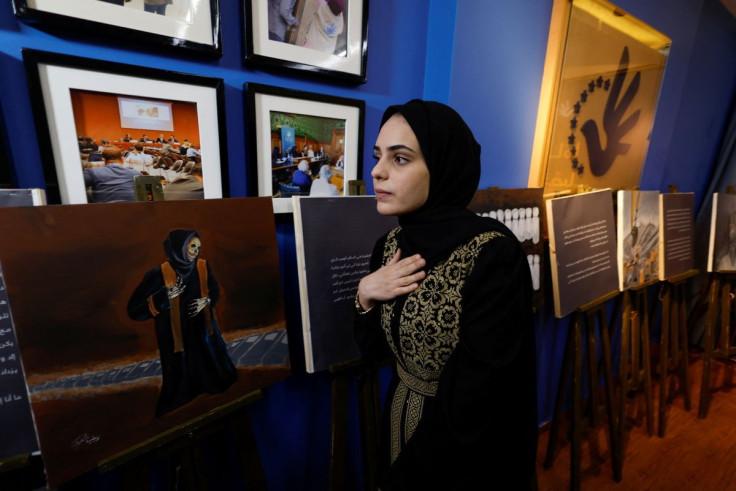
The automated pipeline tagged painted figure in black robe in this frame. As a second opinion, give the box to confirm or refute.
[128,229,237,417]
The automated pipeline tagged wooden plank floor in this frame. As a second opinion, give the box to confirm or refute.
[536,354,736,490]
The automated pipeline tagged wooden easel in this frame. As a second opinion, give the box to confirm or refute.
[544,290,622,490]
[658,268,698,435]
[0,452,44,490]
[98,390,267,491]
[698,271,736,419]
[619,278,657,442]
[328,358,385,491]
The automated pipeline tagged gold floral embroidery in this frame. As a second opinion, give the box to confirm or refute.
[380,228,504,458]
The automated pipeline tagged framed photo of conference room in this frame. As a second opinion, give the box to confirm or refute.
[23,49,228,204]
[246,82,365,213]
[13,0,222,56]
[244,0,368,83]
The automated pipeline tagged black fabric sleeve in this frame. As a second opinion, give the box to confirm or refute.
[353,233,393,363]
[127,267,171,321]
[385,235,538,490]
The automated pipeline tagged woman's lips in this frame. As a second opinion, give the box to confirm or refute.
[375,189,391,199]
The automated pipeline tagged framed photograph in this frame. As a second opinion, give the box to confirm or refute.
[244,0,368,83]
[0,96,18,188]
[13,0,222,57]
[23,49,229,204]
[246,82,364,213]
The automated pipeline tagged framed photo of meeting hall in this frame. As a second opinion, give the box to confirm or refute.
[13,0,222,56]
[246,82,364,213]
[244,0,368,83]
[23,49,228,204]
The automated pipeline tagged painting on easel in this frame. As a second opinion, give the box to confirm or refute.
[659,192,694,279]
[546,189,619,318]
[616,190,660,291]
[0,198,288,487]
[708,193,736,272]
[468,187,546,310]
[293,196,397,373]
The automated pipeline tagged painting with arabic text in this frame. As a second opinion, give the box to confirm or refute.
[0,198,288,487]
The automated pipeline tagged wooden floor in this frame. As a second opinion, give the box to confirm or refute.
[536,354,736,490]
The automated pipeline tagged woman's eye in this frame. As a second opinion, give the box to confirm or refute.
[394,156,408,165]
[372,154,380,161]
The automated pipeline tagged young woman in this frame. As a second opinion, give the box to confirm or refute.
[354,100,538,489]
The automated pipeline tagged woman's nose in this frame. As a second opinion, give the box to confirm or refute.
[371,158,386,179]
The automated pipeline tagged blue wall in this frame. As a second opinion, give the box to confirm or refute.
[445,0,736,426]
[2,0,736,489]
[0,1,430,490]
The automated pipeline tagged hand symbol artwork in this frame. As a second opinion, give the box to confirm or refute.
[167,276,186,299]
[581,46,641,177]
[187,297,211,318]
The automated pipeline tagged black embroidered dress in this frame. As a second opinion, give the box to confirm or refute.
[354,101,537,489]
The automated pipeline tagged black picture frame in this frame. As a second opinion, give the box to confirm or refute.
[246,82,365,213]
[0,97,17,189]
[244,0,368,84]
[13,0,222,57]
[23,48,229,204]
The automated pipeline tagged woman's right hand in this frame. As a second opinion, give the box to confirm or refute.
[357,249,426,311]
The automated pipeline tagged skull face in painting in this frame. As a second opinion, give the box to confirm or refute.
[186,237,201,262]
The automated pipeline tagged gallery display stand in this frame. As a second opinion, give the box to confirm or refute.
[0,452,44,490]
[328,358,385,491]
[698,271,736,419]
[544,290,622,490]
[619,278,657,444]
[658,269,698,435]
[100,390,267,491]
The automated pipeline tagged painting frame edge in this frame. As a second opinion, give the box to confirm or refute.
[245,82,365,214]
[12,0,223,58]
[22,48,230,204]
[243,0,369,84]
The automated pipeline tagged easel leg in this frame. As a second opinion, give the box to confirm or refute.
[620,292,631,445]
[658,284,671,436]
[597,307,621,482]
[230,409,269,490]
[571,313,583,491]
[329,370,350,491]
[544,318,574,469]
[677,284,691,411]
[698,277,718,419]
[640,289,654,437]
[121,456,152,491]
[585,311,599,428]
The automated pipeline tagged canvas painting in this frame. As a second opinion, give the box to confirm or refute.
[293,196,397,372]
[546,189,619,318]
[0,264,39,461]
[468,187,546,310]
[616,190,660,290]
[659,192,694,279]
[708,193,736,272]
[0,198,288,486]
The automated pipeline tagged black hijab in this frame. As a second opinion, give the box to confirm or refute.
[380,100,501,263]
[163,229,200,278]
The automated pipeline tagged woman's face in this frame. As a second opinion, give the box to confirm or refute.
[371,114,430,216]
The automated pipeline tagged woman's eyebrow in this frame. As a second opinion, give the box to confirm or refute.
[373,144,417,153]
